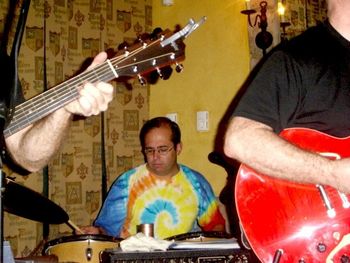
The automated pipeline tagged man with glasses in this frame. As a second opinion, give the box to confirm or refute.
[81,117,226,239]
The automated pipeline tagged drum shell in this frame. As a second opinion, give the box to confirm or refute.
[44,234,121,263]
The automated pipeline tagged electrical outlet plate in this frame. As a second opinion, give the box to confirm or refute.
[166,113,178,123]
[197,111,209,131]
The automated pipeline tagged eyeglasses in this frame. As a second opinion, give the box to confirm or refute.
[143,146,174,156]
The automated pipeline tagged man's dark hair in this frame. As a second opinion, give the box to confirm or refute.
[139,117,181,149]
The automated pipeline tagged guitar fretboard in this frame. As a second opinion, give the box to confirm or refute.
[3,62,115,138]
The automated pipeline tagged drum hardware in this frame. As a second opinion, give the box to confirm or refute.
[28,238,49,257]
[86,245,93,261]
[3,177,69,224]
[2,177,120,262]
[3,176,89,261]
[4,177,83,232]
[43,234,121,263]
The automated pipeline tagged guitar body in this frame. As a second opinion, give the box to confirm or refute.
[236,128,350,262]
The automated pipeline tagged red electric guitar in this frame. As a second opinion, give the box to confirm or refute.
[236,127,350,262]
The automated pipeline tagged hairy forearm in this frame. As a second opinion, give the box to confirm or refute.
[223,117,337,189]
[3,52,113,173]
[5,108,72,172]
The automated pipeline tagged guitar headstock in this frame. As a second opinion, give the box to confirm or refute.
[108,17,206,85]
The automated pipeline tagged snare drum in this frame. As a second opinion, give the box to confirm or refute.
[43,234,121,263]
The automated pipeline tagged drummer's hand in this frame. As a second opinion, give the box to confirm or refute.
[76,226,102,235]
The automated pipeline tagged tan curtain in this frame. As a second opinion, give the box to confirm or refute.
[1,0,151,257]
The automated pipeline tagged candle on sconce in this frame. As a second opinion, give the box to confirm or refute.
[245,0,251,10]
[278,2,286,22]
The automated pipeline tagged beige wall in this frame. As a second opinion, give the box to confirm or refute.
[151,0,250,195]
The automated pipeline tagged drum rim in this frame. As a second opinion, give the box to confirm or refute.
[43,234,121,251]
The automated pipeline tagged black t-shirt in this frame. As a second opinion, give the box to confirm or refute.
[233,20,350,137]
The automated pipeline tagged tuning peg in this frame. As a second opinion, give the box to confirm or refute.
[175,63,184,73]
[117,41,129,51]
[150,27,163,40]
[138,74,147,86]
[156,68,163,79]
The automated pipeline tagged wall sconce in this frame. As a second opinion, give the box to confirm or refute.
[241,0,273,55]
[278,2,291,41]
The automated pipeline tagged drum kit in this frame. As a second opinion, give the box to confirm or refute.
[2,177,120,262]
[3,178,241,263]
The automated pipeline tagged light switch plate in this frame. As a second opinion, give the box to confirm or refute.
[166,113,178,123]
[197,111,209,131]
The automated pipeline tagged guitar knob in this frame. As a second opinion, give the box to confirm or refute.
[341,255,350,263]
[138,74,147,86]
[316,243,327,253]
[175,63,184,73]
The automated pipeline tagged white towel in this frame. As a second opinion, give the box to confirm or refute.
[120,233,174,252]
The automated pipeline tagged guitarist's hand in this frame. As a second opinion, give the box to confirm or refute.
[64,51,114,116]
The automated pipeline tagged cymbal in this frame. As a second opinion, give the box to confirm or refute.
[3,178,69,224]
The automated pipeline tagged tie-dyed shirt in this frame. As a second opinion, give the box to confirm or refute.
[94,164,225,239]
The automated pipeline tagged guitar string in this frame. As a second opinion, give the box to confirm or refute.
[6,27,188,134]
[4,62,113,137]
[9,37,175,124]
[4,37,181,136]
[5,50,176,137]
[8,35,167,123]
[5,40,160,122]
[9,39,171,126]
[9,37,164,120]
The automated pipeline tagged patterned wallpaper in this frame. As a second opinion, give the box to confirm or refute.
[1,0,152,257]
[247,0,327,65]
[285,0,327,38]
